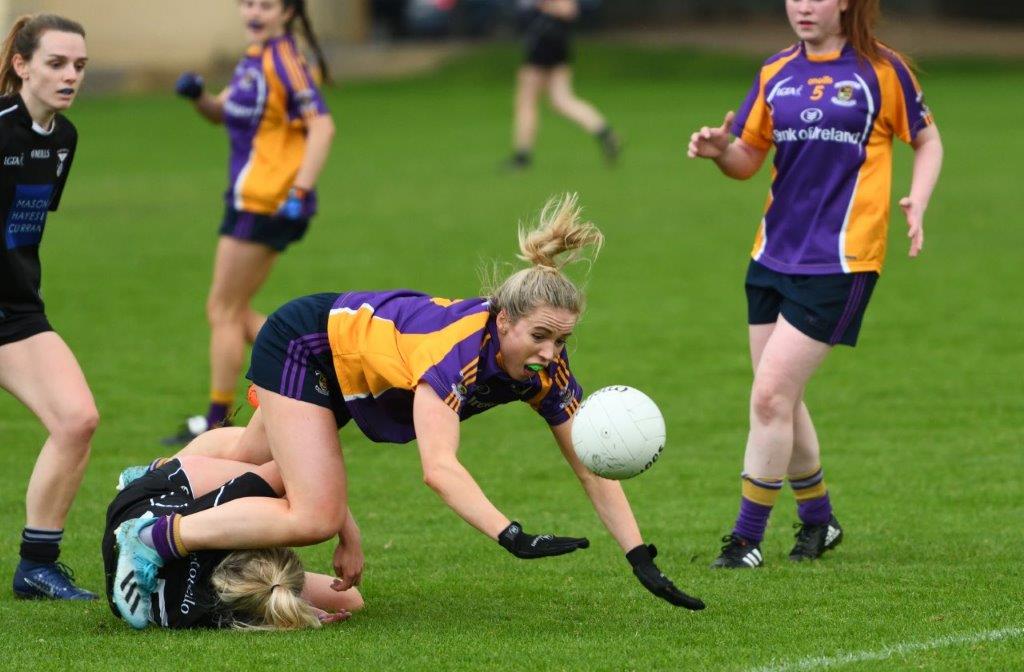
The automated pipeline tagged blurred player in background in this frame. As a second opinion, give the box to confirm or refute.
[505,0,620,169]
[106,454,362,629]
[115,194,705,617]
[0,14,98,600]
[687,0,942,568]
[163,0,335,445]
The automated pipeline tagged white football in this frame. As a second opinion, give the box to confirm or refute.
[571,386,666,480]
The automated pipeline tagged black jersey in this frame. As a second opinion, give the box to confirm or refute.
[102,462,277,629]
[0,93,77,316]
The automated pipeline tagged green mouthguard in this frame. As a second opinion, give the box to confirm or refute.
[526,364,543,372]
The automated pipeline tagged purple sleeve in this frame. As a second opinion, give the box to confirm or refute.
[731,71,762,137]
[531,349,583,426]
[730,69,773,150]
[271,41,329,121]
[886,53,933,143]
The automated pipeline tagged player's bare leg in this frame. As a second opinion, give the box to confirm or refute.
[0,332,99,599]
[507,66,547,169]
[547,66,620,163]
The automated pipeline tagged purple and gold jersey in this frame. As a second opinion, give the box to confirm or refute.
[732,42,933,274]
[326,291,582,443]
[223,35,328,216]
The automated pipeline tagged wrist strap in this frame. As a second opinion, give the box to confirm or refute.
[498,521,522,550]
[626,543,657,568]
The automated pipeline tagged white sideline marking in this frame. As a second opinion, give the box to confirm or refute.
[748,627,1024,672]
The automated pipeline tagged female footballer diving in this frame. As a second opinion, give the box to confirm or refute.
[113,194,705,627]
[163,0,336,445]
[687,0,943,568]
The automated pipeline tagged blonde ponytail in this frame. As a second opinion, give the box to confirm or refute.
[485,193,604,322]
[209,548,321,631]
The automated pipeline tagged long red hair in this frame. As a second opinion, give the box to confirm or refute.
[841,0,915,69]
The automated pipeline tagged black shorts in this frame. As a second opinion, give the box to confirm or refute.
[523,15,572,68]
[219,206,310,252]
[101,460,194,617]
[745,260,878,347]
[247,293,351,428]
[0,310,52,347]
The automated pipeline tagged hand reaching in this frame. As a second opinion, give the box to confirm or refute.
[498,521,590,559]
[626,544,705,610]
[688,111,735,159]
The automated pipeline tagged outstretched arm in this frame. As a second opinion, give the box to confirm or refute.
[550,420,642,550]
[414,382,510,538]
[551,420,705,610]
[414,383,589,559]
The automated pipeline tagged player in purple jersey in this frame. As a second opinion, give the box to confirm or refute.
[504,0,620,170]
[162,0,336,446]
[0,15,99,601]
[687,0,943,568]
[113,195,705,617]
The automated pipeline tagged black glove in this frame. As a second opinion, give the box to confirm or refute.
[626,544,705,610]
[174,72,204,101]
[498,521,590,559]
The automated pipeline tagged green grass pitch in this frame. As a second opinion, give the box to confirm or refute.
[0,43,1022,670]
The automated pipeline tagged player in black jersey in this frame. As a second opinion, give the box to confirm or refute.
[104,455,362,629]
[504,0,620,169]
[0,14,97,600]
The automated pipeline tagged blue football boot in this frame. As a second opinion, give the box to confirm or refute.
[113,513,163,629]
[13,560,98,600]
[116,465,150,491]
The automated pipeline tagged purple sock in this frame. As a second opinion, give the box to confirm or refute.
[149,514,185,562]
[206,402,229,428]
[733,498,773,544]
[797,492,833,526]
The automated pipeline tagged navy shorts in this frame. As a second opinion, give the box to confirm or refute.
[0,310,52,347]
[246,293,351,427]
[523,16,572,68]
[219,206,310,252]
[745,260,878,347]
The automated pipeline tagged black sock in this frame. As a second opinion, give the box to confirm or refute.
[512,150,531,166]
[595,125,613,140]
[20,527,62,565]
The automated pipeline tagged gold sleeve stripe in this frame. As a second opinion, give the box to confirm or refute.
[527,371,553,408]
[554,367,569,388]
[279,41,312,92]
[460,357,480,376]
